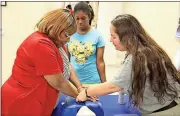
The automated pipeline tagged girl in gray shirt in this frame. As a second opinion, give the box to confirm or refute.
[76,14,180,115]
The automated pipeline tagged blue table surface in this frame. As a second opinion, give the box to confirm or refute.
[99,95,141,116]
[52,94,141,116]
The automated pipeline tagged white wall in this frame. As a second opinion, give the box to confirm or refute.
[97,2,126,67]
[123,2,180,60]
[2,2,65,84]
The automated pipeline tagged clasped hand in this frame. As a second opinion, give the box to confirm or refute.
[76,86,98,102]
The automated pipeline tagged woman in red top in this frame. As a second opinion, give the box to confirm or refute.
[2,9,84,116]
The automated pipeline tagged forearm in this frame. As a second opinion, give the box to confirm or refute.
[70,76,82,89]
[86,82,120,96]
[44,73,78,98]
[58,80,78,98]
[69,64,82,88]
[97,61,106,82]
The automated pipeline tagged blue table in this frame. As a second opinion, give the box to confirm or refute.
[52,94,141,116]
[99,95,141,116]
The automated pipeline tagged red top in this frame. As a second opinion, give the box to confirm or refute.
[2,31,64,116]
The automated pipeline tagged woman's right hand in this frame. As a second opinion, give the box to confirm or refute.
[76,89,98,102]
[87,96,98,102]
[76,89,87,102]
[77,85,86,93]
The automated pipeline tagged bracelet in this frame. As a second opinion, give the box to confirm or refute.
[85,87,91,98]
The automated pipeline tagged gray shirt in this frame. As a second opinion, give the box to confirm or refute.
[110,54,180,114]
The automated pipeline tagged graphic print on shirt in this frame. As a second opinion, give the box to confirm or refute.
[68,40,94,64]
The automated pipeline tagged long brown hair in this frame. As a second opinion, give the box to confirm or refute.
[36,9,76,47]
[111,14,180,106]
